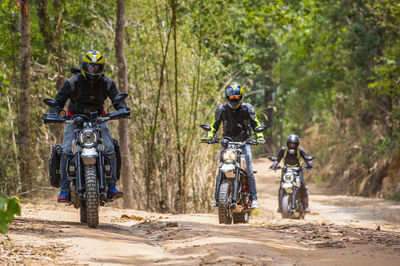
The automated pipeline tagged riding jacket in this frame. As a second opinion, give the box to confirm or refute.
[275,147,312,167]
[209,103,264,141]
[54,73,126,115]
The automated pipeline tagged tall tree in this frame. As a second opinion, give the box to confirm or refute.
[18,0,32,195]
[115,0,134,208]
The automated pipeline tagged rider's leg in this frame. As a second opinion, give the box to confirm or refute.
[299,170,310,212]
[58,123,75,203]
[101,122,123,199]
[242,144,259,208]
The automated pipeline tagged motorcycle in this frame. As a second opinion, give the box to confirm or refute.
[200,124,265,224]
[43,93,130,228]
[268,155,314,219]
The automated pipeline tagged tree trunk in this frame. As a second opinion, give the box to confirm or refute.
[115,0,134,208]
[34,0,53,54]
[19,0,33,196]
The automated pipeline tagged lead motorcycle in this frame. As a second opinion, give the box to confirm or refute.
[200,124,264,224]
[43,93,130,228]
[268,155,314,219]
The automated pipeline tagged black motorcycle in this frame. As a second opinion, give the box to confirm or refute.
[268,155,314,219]
[200,124,264,224]
[44,93,130,228]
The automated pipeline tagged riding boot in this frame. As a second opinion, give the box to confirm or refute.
[58,154,72,203]
[106,155,123,200]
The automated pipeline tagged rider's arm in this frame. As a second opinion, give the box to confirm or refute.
[107,79,127,110]
[208,105,223,138]
[247,104,264,139]
[276,147,285,163]
[53,80,72,111]
[300,147,313,168]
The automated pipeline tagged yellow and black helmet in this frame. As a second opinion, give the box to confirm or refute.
[80,50,105,82]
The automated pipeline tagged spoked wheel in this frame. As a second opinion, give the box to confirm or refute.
[80,200,87,223]
[281,194,291,219]
[84,165,99,228]
[218,180,232,224]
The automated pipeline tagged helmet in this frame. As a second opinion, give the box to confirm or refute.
[225,82,244,109]
[286,134,300,150]
[80,50,105,83]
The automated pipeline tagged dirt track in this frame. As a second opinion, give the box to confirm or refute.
[2,158,400,265]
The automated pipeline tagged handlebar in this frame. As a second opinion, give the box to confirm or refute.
[43,109,130,124]
[201,138,259,146]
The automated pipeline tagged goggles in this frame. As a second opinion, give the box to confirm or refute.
[228,95,241,100]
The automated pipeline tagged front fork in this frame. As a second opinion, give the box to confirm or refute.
[231,167,240,204]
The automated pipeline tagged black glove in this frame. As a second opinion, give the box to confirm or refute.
[270,161,279,170]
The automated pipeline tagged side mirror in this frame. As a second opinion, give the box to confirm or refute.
[71,67,81,74]
[254,125,266,133]
[43,98,59,107]
[304,156,315,161]
[268,156,276,161]
[200,124,211,131]
[112,93,128,104]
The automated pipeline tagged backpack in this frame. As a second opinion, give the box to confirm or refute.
[113,139,121,181]
[49,144,63,188]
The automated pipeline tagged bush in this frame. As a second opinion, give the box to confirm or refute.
[0,197,21,234]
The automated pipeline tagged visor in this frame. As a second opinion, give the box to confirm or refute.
[228,95,241,100]
[288,142,297,148]
[82,62,104,75]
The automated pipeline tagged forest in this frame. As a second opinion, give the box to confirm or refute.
[0,0,399,222]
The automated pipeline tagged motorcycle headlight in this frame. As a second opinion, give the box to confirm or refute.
[79,129,97,148]
[222,149,237,163]
[283,173,294,182]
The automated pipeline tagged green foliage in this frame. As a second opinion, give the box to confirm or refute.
[0,197,21,234]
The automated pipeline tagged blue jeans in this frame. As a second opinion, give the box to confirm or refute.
[60,122,117,193]
[214,144,258,201]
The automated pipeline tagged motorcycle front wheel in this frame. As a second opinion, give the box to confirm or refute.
[218,180,232,224]
[281,194,291,219]
[84,165,99,228]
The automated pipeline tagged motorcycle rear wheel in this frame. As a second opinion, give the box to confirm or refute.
[233,211,249,224]
[218,181,232,224]
[84,165,99,228]
[281,194,291,219]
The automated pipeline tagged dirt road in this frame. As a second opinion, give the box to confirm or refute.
[2,158,400,265]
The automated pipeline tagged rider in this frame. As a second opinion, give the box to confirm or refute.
[49,50,128,203]
[204,82,265,209]
[270,134,313,213]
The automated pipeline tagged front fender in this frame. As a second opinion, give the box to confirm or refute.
[81,147,98,164]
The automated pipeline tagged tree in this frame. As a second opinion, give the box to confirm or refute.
[18,0,33,196]
[115,0,134,208]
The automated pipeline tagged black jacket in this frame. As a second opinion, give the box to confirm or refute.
[275,146,309,167]
[210,103,263,141]
[54,73,125,115]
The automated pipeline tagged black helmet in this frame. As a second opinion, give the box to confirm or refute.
[286,134,300,150]
[225,82,244,110]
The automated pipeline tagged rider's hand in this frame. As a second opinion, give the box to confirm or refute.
[50,106,61,116]
[257,138,265,145]
[305,161,313,169]
[201,136,212,142]
[270,161,278,170]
